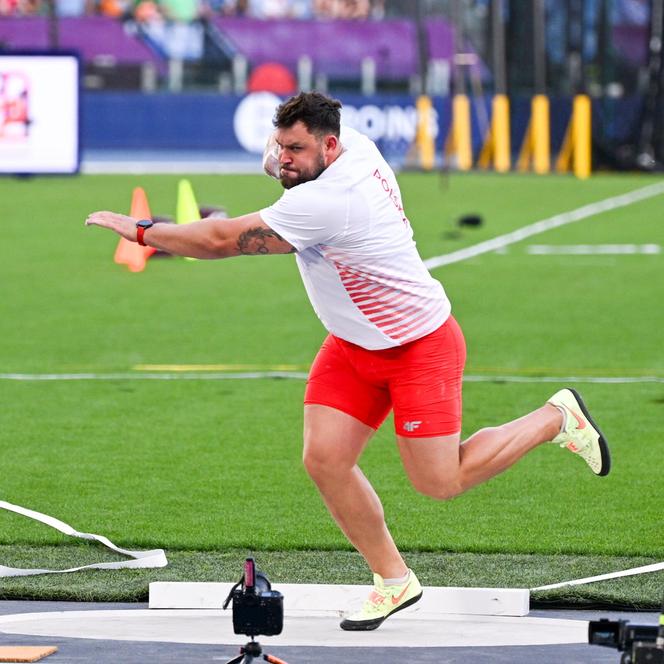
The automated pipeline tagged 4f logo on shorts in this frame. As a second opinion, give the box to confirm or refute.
[403,421,422,432]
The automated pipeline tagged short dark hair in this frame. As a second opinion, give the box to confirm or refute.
[273,91,342,138]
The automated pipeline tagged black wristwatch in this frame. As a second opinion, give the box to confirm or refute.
[136,219,154,246]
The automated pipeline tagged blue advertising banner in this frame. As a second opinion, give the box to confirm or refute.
[81,91,641,166]
[82,91,444,157]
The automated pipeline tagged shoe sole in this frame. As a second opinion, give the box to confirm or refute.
[339,591,423,631]
[568,387,611,476]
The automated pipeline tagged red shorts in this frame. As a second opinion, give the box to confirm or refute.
[304,316,466,438]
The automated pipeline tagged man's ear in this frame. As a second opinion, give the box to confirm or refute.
[323,134,340,165]
[324,134,339,152]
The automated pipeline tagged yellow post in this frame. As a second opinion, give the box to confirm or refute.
[555,121,573,173]
[477,130,493,170]
[517,95,550,174]
[415,95,435,171]
[492,94,511,172]
[452,94,472,171]
[556,95,591,178]
[516,118,533,172]
[531,94,550,174]
[572,94,591,179]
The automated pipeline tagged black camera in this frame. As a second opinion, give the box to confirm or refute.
[589,618,663,664]
[223,558,284,638]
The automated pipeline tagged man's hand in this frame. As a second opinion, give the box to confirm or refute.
[85,209,294,259]
[86,211,139,242]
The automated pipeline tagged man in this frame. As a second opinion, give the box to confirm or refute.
[86,91,611,631]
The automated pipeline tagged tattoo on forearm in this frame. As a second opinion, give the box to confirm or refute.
[237,227,295,255]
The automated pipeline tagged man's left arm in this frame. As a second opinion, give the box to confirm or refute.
[85,210,295,258]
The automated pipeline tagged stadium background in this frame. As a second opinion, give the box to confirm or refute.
[1,0,662,170]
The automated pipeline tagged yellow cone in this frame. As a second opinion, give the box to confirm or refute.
[176,178,200,261]
[176,179,200,224]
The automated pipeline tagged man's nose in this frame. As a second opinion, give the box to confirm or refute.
[279,148,291,164]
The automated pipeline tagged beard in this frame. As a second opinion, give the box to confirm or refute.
[279,152,326,189]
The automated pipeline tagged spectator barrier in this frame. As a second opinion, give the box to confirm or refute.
[80,90,620,168]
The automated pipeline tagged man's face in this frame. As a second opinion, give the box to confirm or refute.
[275,121,336,189]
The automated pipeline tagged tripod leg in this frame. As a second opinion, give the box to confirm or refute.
[264,654,289,664]
[223,655,245,664]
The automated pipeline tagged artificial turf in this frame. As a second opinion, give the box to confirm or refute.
[1,172,662,606]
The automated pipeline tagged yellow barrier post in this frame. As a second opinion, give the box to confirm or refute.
[555,94,592,179]
[492,93,511,172]
[478,94,511,172]
[415,95,435,171]
[517,95,550,174]
[532,94,550,174]
[572,94,591,179]
[445,94,472,171]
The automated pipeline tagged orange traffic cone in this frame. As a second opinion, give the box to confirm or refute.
[114,187,157,273]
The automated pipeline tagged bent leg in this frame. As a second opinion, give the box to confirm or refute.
[397,404,562,499]
[303,404,408,579]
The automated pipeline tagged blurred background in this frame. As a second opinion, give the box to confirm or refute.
[1,0,663,173]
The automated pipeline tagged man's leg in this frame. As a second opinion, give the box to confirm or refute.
[397,404,562,500]
[303,403,408,579]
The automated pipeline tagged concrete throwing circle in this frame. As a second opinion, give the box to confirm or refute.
[0,609,588,648]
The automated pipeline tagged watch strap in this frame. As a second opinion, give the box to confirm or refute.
[136,219,152,246]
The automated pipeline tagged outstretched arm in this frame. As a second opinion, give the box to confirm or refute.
[85,211,295,259]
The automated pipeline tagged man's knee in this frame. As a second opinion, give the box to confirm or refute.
[302,434,350,482]
[303,405,372,482]
[302,443,325,479]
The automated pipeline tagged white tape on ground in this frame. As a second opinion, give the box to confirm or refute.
[0,500,168,577]
[424,181,664,270]
[531,561,664,592]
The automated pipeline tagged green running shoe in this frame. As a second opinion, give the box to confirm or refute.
[340,569,423,631]
[547,388,611,476]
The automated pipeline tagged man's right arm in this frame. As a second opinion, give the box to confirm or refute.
[85,210,295,258]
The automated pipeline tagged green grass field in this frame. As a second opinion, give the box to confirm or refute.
[0,171,662,608]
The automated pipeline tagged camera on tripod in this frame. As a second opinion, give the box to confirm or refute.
[588,616,664,664]
[223,557,284,638]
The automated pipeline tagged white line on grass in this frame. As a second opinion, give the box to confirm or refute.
[0,372,309,381]
[464,374,664,384]
[2,373,662,383]
[527,243,661,255]
[423,181,664,270]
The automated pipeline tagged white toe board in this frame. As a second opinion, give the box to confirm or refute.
[149,582,530,617]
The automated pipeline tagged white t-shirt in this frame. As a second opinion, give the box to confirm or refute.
[260,127,451,350]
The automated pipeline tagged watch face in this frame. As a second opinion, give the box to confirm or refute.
[137,220,153,229]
